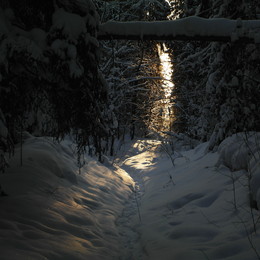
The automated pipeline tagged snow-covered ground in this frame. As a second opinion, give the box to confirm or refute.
[0,133,260,259]
[119,135,260,260]
[0,135,134,260]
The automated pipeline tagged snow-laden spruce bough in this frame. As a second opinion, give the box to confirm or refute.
[0,133,259,259]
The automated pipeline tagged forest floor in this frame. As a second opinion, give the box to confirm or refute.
[0,134,260,260]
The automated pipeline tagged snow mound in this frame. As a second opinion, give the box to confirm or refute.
[216,132,260,171]
[217,132,260,208]
[0,136,134,260]
[52,8,87,42]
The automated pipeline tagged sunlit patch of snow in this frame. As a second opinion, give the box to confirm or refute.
[0,135,134,260]
[117,136,260,260]
[1,134,260,259]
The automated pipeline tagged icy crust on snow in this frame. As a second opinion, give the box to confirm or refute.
[0,136,134,260]
[99,16,260,42]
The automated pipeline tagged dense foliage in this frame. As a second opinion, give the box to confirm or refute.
[0,0,107,172]
[0,0,172,173]
[170,0,260,149]
[1,0,259,174]
[96,0,170,144]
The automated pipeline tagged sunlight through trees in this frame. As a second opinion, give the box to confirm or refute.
[157,43,175,132]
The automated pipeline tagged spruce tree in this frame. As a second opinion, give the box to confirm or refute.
[0,0,108,169]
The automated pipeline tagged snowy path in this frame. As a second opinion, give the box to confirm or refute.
[114,140,159,260]
[114,138,260,260]
[113,140,163,259]
[0,136,259,260]
[115,171,143,260]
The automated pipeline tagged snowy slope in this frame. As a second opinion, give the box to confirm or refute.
[0,135,134,260]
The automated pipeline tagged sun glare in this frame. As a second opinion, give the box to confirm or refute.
[157,43,174,130]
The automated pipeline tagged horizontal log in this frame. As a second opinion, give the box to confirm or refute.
[98,16,260,43]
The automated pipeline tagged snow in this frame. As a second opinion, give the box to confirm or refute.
[254,32,260,43]
[0,121,7,139]
[98,16,260,42]
[231,76,239,86]
[52,8,87,42]
[29,28,47,49]
[118,138,260,260]
[216,132,260,208]
[0,135,134,259]
[67,44,77,60]
[50,39,84,77]
[51,39,78,61]
[1,134,260,259]
[0,8,10,35]
[69,60,84,78]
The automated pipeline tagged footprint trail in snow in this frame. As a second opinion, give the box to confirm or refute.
[115,140,160,259]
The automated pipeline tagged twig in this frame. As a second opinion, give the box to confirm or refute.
[200,210,220,228]
[237,215,260,259]
[134,186,142,223]
[199,249,211,260]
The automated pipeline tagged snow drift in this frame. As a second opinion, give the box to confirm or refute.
[0,135,134,260]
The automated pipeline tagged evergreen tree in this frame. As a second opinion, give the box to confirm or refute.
[0,0,107,171]
[170,0,260,148]
[97,0,170,141]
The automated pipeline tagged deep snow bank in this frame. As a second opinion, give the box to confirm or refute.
[0,135,134,260]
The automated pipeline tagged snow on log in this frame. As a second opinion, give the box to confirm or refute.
[98,16,260,43]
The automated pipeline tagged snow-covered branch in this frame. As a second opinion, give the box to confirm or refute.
[98,16,260,43]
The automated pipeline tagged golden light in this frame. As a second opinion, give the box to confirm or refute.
[157,43,174,130]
